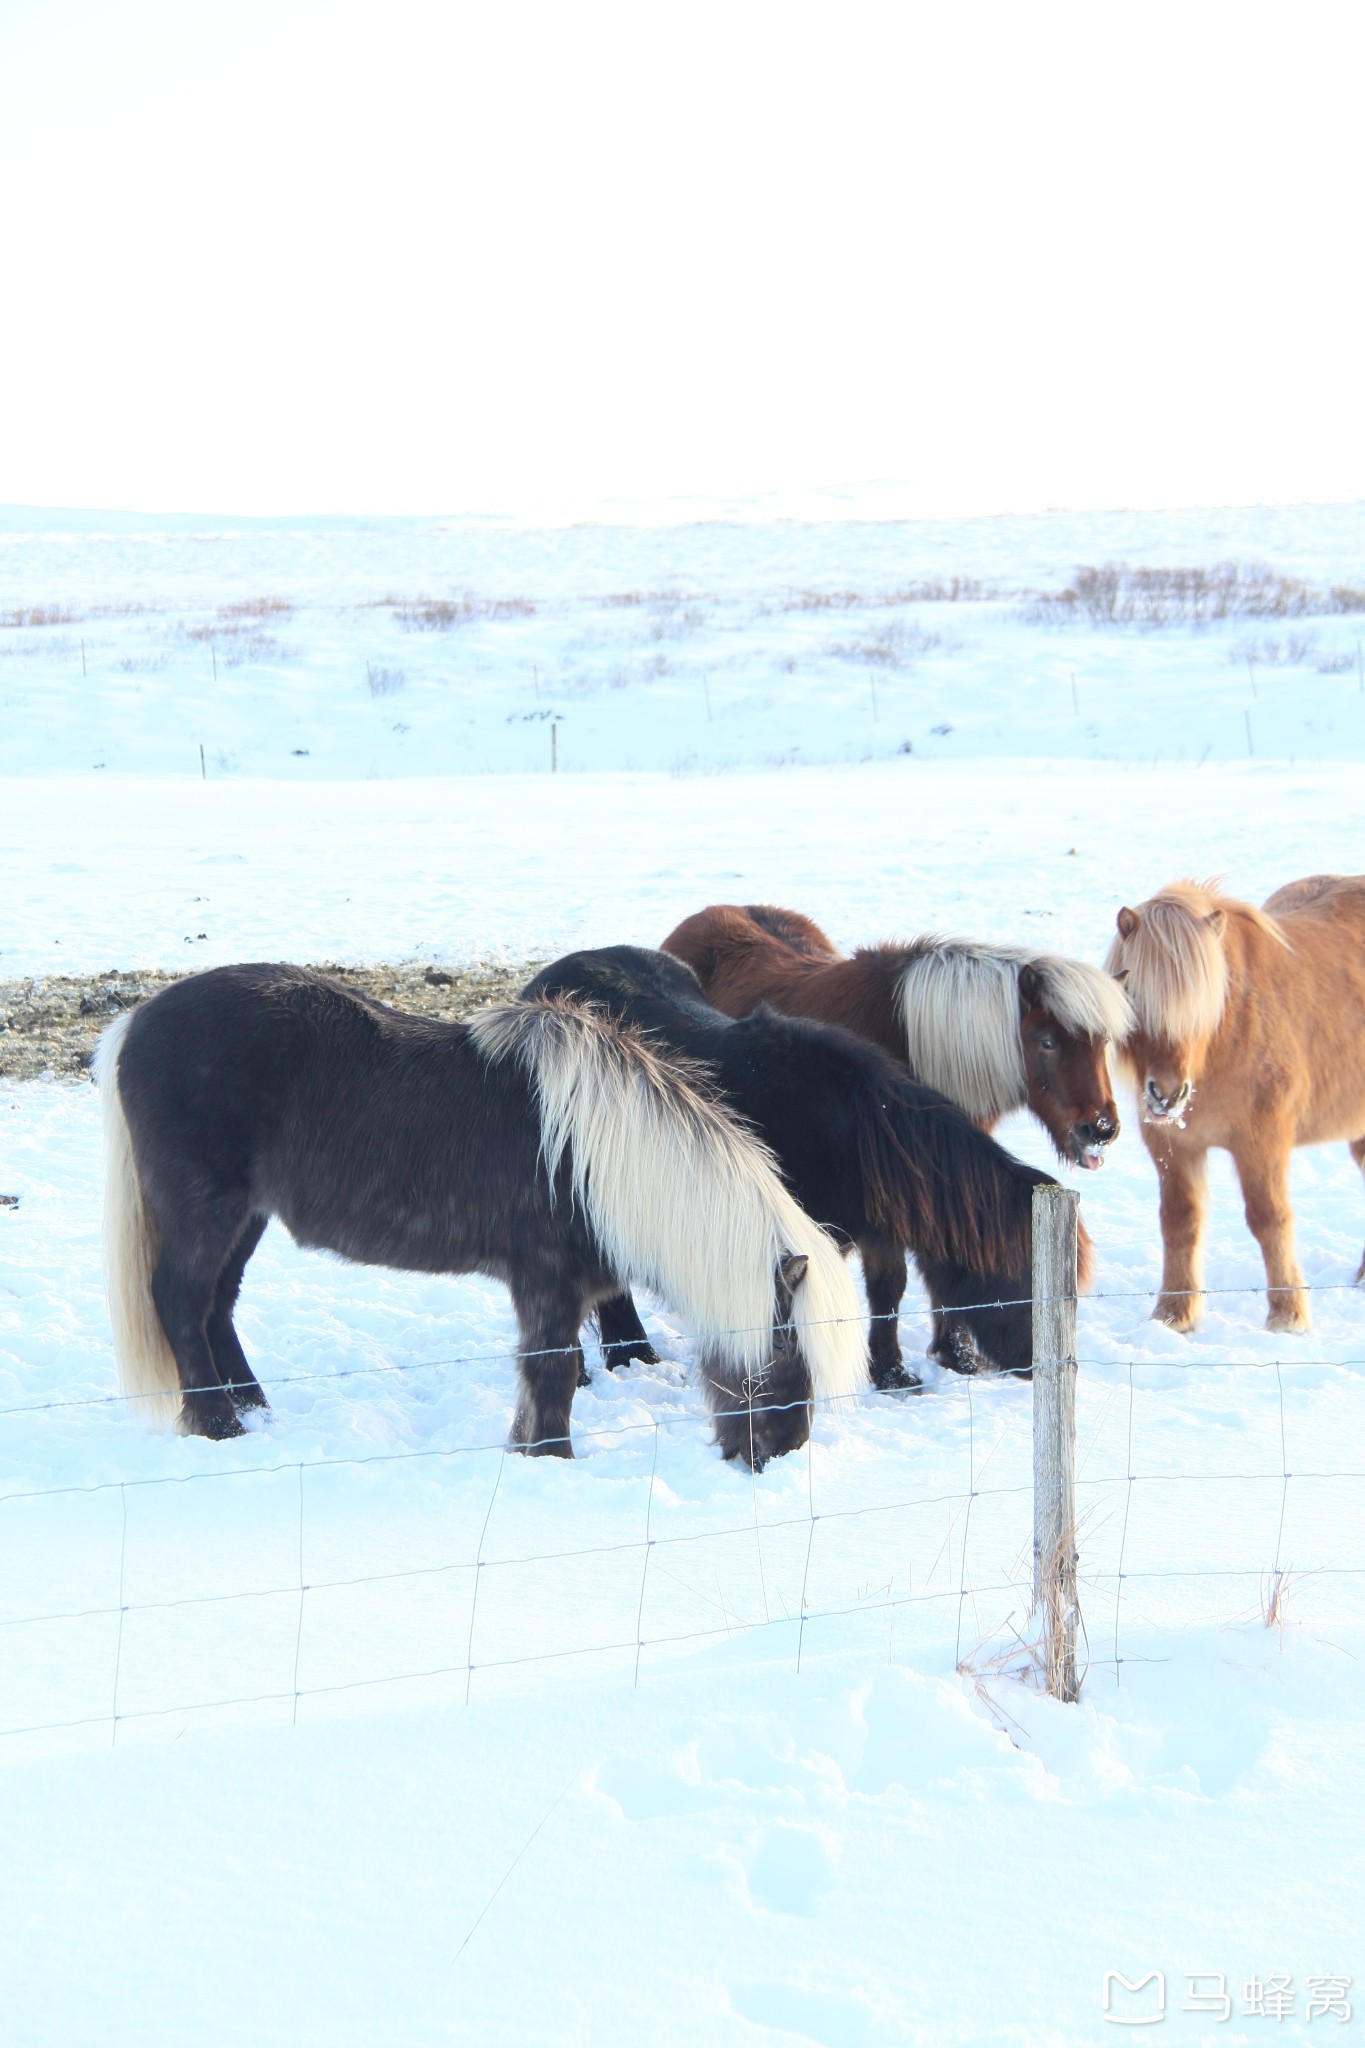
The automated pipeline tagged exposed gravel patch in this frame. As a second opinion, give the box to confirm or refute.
[0,960,545,1083]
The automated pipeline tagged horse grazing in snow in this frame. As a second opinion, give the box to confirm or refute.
[1106,875,1365,1332]
[663,903,1132,1171]
[94,965,866,1466]
[522,945,1090,1385]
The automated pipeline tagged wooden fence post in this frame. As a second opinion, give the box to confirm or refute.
[1032,1183,1081,1701]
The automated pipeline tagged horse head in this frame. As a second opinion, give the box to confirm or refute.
[703,1222,867,1470]
[1017,959,1130,1170]
[1104,888,1231,1130]
[709,1251,817,1469]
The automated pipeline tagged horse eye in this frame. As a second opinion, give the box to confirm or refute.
[1039,1034,1058,1051]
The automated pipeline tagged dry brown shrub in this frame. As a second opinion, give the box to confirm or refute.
[827,621,941,667]
[390,595,538,629]
[217,596,294,621]
[786,578,991,612]
[1029,562,1365,628]
[0,605,83,628]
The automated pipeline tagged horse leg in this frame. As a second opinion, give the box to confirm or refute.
[859,1234,918,1390]
[1152,1144,1209,1332]
[919,1251,1031,1377]
[508,1277,585,1458]
[1234,1143,1309,1333]
[1351,1137,1365,1285]
[594,1289,661,1371]
[150,1202,252,1439]
[206,1214,269,1413]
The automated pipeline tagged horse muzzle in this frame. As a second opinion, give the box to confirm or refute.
[1070,1113,1119,1170]
[1142,1077,1192,1125]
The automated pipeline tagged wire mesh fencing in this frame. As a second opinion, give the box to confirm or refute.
[1,1384,1033,1750]
[3,1210,1363,1750]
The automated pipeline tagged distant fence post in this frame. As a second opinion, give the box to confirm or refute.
[1032,1183,1081,1701]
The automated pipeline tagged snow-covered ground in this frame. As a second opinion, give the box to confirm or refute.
[2,504,1364,2044]
[2,501,1364,784]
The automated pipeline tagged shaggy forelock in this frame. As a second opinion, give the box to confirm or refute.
[1027,954,1135,1044]
[1102,880,1275,1046]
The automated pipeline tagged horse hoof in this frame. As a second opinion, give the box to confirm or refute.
[872,1361,921,1393]
[603,1343,660,1372]
[722,1443,768,1473]
[1265,1308,1310,1335]
[1153,1303,1199,1335]
[524,1434,575,1458]
[181,1399,247,1440]
[929,1341,980,1376]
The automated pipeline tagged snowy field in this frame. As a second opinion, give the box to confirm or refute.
[2,500,1364,787]
[2,503,1364,2044]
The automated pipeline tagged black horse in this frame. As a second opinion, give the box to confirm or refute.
[522,946,1077,1384]
[95,966,867,1465]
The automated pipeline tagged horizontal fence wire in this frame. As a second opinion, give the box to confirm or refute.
[2,1275,1362,1425]
[2,1274,1362,1742]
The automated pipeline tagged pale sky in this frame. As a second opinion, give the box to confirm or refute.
[1,0,1362,519]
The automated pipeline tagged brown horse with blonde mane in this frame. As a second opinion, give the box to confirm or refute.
[1106,875,1365,1332]
[664,903,1132,1172]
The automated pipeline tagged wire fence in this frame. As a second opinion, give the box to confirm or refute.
[3,1244,1363,1749]
[1,1384,1023,1745]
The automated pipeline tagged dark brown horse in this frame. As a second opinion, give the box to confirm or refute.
[523,944,1084,1387]
[94,967,867,1465]
[664,903,1132,1171]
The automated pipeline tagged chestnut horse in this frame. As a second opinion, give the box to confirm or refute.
[1106,875,1365,1333]
[664,904,1132,1171]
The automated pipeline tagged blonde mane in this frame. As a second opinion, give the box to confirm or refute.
[894,941,1131,1125]
[1026,953,1135,1045]
[470,999,867,1402]
[1104,880,1286,1045]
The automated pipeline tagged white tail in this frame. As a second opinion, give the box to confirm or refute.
[93,1014,182,1429]
[470,1002,868,1402]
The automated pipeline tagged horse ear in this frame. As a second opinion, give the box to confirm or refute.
[1205,908,1227,937]
[1116,906,1140,940]
[1018,963,1044,1010]
[778,1252,809,1293]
